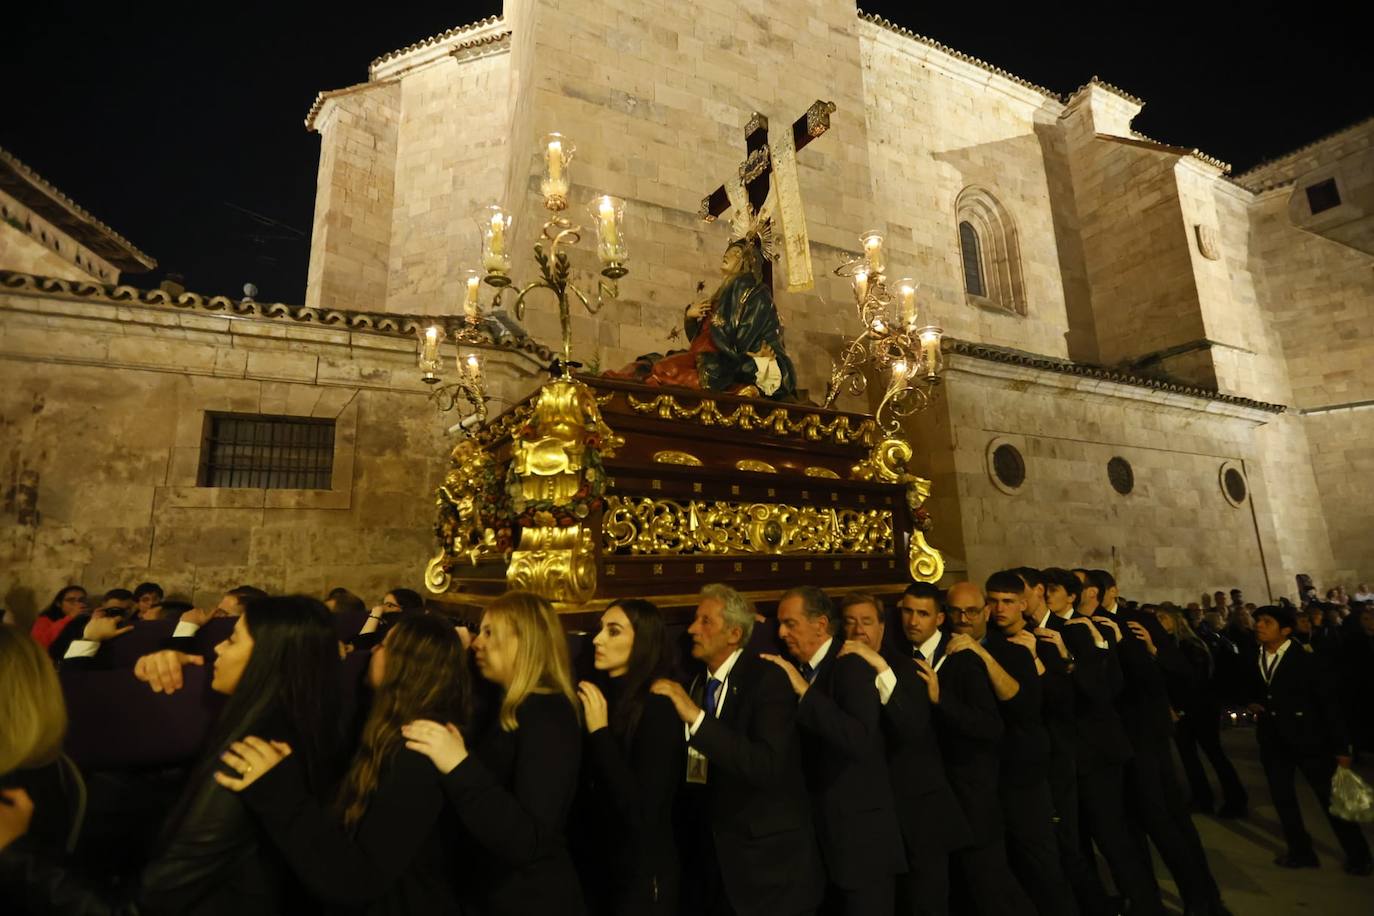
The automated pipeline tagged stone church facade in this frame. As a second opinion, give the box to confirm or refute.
[2,0,1371,617]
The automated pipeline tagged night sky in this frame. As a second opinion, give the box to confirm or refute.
[5,1,1368,302]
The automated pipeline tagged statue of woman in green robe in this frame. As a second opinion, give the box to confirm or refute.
[605,237,797,400]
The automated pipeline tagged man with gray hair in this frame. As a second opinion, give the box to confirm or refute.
[653,584,823,916]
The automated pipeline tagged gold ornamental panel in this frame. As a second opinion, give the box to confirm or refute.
[603,496,893,556]
[652,450,704,467]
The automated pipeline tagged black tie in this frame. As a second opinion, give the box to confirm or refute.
[912,646,925,662]
[799,661,814,681]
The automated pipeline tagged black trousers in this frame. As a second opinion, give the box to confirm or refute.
[895,853,949,916]
[951,836,1036,916]
[1077,764,1165,916]
[1261,744,1373,864]
[1175,712,1247,811]
[1046,761,1113,916]
[1003,780,1080,916]
[1124,744,1220,910]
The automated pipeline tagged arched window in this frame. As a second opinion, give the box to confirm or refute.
[959,221,985,298]
[955,186,1027,316]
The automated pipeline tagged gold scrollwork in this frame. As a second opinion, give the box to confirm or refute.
[424,550,452,595]
[909,530,945,583]
[506,524,599,604]
[851,438,913,483]
[626,393,878,446]
[603,496,892,556]
[735,459,777,473]
[804,466,840,479]
[653,450,704,467]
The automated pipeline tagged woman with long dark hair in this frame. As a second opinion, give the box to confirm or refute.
[214,613,470,914]
[30,586,89,649]
[403,590,586,916]
[574,598,683,915]
[0,595,342,915]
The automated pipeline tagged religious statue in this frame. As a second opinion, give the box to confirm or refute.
[605,236,797,400]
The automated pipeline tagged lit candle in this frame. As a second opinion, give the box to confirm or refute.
[891,359,909,379]
[862,232,884,275]
[852,268,869,304]
[465,353,482,378]
[547,139,563,184]
[489,212,506,258]
[464,274,481,319]
[422,326,440,363]
[598,197,619,249]
[897,280,917,325]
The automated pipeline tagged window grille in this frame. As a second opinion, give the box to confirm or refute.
[199,413,335,489]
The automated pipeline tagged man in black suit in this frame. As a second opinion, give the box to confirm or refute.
[760,586,905,916]
[1248,604,1372,875]
[1014,567,1113,916]
[1090,570,1230,916]
[972,572,1080,916]
[1042,567,1164,916]
[838,591,970,916]
[904,581,1034,916]
[652,584,825,916]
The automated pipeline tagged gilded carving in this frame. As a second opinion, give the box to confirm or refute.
[735,459,777,473]
[653,450,704,467]
[507,524,599,604]
[804,466,840,479]
[603,496,893,557]
[909,530,945,583]
[626,392,878,446]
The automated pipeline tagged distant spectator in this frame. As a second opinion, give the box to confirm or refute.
[30,587,88,650]
[97,589,136,617]
[1230,589,1243,609]
[325,589,369,643]
[1338,604,1374,754]
[353,588,425,652]
[1354,584,1374,604]
[132,583,164,618]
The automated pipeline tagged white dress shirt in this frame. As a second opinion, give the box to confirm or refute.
[1258,638,1292,684]
[876,630,943,705]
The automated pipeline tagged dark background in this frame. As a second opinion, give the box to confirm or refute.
[4,1,1368,301]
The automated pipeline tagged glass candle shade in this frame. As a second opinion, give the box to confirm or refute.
[462,352,483,379]
[895,279,918,327]
[540,133,574,209]
[591,195,627,271]
[917,325,944,379]
[417,324,445,382]
[861,230,885,276]
[463,269,482,320]
[477,205,512,281]
[852,268,870,305]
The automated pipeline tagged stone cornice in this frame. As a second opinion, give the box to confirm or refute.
[1067,75,1144,108]
[0,146,156,274]
[856,11,1061,105]
[304,79,399,133]
[945,338,1286,416]
[0,270,556,365]
[1231,115,1374,192]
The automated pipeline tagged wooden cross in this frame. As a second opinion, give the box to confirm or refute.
[699,99,837,294]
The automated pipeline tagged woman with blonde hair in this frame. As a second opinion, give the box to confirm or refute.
[0,625,81,859]
[405,590,586,916]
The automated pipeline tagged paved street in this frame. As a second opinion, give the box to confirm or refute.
[1149,726,1373,914]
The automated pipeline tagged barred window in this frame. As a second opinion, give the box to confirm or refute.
[959,221,985,298]
[199,413,335,489]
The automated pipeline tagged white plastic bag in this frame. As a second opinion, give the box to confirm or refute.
[1330,766,1374,823]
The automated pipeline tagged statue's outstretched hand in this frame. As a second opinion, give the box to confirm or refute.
[686,300,712,320]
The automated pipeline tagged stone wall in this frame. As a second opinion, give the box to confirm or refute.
[0,283,546,626]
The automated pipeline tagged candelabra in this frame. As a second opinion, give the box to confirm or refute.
[824,230,944,435]
[416,323,489,432]
[477,133,629,373]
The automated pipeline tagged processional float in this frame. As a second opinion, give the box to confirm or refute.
[416,107,948,619]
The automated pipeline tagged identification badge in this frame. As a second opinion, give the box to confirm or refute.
[686,747,709,784]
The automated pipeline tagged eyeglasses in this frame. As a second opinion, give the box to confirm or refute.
[947,606,983,620]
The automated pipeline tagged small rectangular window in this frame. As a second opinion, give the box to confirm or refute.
[199,413,335,489]
[1305,178,1341,215]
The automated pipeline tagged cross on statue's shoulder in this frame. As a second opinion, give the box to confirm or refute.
[698,100,836,297]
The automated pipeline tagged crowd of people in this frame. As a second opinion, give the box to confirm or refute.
[1,567,1372,916]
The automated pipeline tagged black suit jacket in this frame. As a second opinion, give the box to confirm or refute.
[1101,608,1176,753]
[1030,614,1077,768]
[794,639,906,888]
[879,642,972,860]
[1051,613,1132,773]
[983,633,1051,788]
[1250,641,1352,759]
[688,653,825,916]
[928,633,1004,845]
